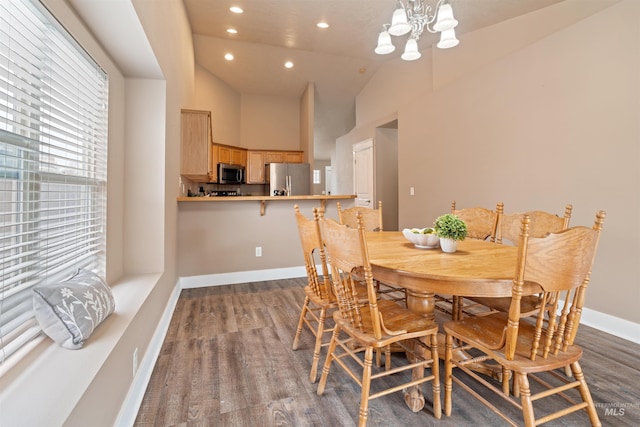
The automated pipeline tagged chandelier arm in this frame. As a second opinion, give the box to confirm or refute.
[407,0,444,35]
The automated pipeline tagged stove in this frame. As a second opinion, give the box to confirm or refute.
[210,190,238,197]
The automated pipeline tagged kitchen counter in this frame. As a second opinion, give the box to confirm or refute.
[177,194,355,215]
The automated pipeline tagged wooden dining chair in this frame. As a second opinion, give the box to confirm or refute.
[443,211,605,427]
[468,203,574,317]
[451,200,499,241]
[336,200,406,304]
[444,201,501,319]
[495,202,573,245]
[337,200,384,231]
[316,212,441,426]
[291,205,339,383]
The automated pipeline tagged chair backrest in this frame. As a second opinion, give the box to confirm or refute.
[451,201,498,241]
[317,211,384,339]
[337,200,383,232]
[504,211,605,361]
[294,205,332,301]
[496,203,573,245]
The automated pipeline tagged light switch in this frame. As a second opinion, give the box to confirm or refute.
[410,187,415,196]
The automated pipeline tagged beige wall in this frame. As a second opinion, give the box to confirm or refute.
[338,1,639,324]
[240,94,301,150]
[192,64,241,147]
[300,82,314,162]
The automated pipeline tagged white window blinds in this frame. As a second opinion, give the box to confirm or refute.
[0,0,108,365]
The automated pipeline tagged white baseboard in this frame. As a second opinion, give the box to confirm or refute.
[114,282,182,427]
[178,266,307,288]
[579,306,640,345]
[116,268,639,426]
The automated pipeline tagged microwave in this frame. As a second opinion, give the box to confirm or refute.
[217,163,245,184]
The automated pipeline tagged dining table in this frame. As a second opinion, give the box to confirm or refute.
[364,231,542,412]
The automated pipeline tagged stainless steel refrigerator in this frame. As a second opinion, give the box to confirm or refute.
[267,163,311,196]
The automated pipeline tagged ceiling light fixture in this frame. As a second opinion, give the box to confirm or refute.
[284,61,294,69]
[229,6,243,14]
[317,22,329,29]
[224,53,234,61]
[375,0,459,60]
[226,28,238,34]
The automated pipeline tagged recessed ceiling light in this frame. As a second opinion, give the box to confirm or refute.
[317,22,329,29]
[225,53,234,61]
[227,28,238,34]
[229,6,243,14]
[284,61,294,69]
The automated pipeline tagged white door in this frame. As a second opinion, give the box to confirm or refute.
[353,139,374,208]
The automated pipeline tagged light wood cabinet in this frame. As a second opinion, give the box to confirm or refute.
[181,109,214,182]
[263,151,303,163]
[246,151,266,184]
[246,150,303,184]
[264,151,284,163]
[283,151,303,163]
[216,144,246,167]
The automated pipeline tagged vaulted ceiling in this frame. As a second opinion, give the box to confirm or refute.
[184,0,565,103]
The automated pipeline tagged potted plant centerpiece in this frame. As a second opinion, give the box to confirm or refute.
[434,213,468,253]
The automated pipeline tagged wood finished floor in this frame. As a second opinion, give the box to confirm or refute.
[134,278,640,426]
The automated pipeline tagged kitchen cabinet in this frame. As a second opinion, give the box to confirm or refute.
[181,109,214,182]
[246,151,266,184]
[217,144,246,166]
[246,150,303,184]
[264,150,303,164]
[283,151,303,163]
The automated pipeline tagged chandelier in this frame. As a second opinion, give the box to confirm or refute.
[375,0,459,61]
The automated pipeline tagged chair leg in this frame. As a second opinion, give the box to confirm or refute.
[292,296,310,350]
[431,333,442,419]
[512,368,520,397]
[444,334,453,416]
[571,362,602,427]
[309,306,327,383]
[384,345,392,371]
[317,326,339,396]
[502,366,511,396]
[358,346,374,427]
[517,372,535,427]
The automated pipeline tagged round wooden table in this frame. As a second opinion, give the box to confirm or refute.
[365,231,540,412]
[366,232,543,319]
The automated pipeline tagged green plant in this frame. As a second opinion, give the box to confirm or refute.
[434,213,468,241]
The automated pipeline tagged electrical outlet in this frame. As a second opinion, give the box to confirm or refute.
[133,347,138,378]
[255,246,262,257]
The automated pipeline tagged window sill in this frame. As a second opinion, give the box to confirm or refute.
[0,273,163,426]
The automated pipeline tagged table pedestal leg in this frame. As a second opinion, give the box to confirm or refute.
[401,289,505,413]
[402,289,435,412]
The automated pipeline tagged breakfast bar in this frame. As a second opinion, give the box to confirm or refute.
[177,194,355,216]
[176,195,355,279]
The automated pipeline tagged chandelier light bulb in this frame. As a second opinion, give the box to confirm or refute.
[401,38,421,61]
[433,3,458,32]
[389,5,411,36]
[437,29,459,49]
[375,29,395,55]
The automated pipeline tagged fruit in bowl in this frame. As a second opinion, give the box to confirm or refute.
[402,227,440,248]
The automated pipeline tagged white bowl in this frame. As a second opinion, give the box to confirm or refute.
[402,228,440,248]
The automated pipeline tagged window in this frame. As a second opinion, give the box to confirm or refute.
[0,0,108,366]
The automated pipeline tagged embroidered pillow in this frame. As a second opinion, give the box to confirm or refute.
[32,269,116,349]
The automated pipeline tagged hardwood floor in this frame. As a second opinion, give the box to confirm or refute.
[134,278,640,426]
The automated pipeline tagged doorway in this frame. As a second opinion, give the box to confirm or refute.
[352,125,398,230]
